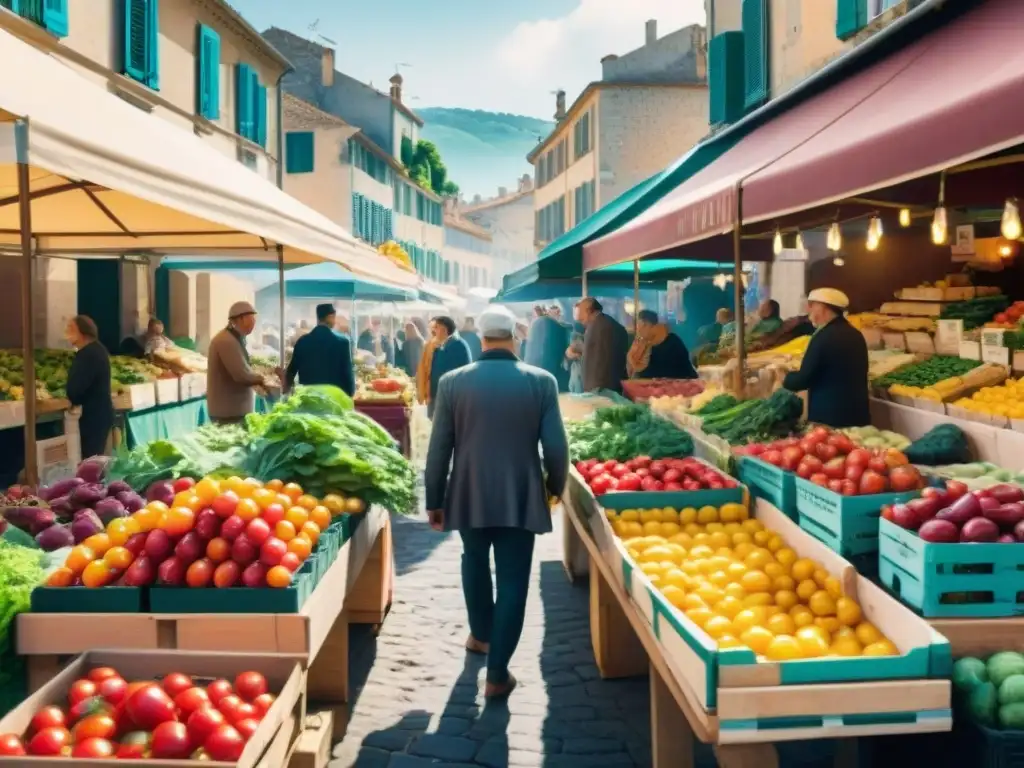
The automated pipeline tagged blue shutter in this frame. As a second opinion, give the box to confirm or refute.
[235,64,253,139]
[255,83,267,147]
[0,1,21,13]
[42,0,67,36]
[196,24,220,119]
[351,194,360,239]
[709,31,746,125]
[285,132,314,173]
[124,0,148,83]
[145,0,159,89]
[742,0,768,110]
[836,0,867,40]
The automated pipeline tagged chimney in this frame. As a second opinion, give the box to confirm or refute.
[600,54,618,64]
[554,90,567,121]
[321,47,335,88]
[645,19,658,46]
[389,73,403,103]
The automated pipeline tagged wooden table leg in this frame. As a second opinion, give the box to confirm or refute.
[562,504,589,582]
[347,517,392,627]
[306,609,349,742]
[713,743,779,768]
[589,557,648,679]
[650,661,694,768]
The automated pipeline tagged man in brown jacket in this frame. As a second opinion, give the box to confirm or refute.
[207,302,266,424]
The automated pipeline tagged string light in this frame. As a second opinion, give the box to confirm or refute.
[827,222,842,252]
[931,207,948,245]
[833,257,845,267]
[899,208,911,227]
[1002,199,1022,241]
[773,229,783,256]
[794,231,805,251]
[866,216,883,251]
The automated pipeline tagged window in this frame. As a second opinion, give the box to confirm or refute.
[574,180,596,225]
[196,24,220,120]
[709,32,746,125]
[573,111,591,160]
[869,0,901,19]
[836,0,869,39]
[235,63,267,146]
[1,0,69,36]
[123,0,159,89]
[536,197,567,243]
[351,194,394,246]
[349,140,390,184]
[285,132,314,174]
[742,0,768,109]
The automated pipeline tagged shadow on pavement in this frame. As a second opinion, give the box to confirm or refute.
[390,511,452,576]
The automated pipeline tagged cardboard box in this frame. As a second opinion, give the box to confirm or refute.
[0,649,304,768]
[112,383,156,412]
[154,378,180,405]
[179,372,206,401]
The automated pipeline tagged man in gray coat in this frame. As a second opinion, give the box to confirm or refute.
[578,298,629,393]
[425,304,569,698]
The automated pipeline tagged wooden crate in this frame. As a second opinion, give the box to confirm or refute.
[154,377,180,405]
[897,287,976,301]
[112,382,157,411]
[179,371,207,400]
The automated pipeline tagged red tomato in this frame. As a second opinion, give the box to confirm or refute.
[118,730,152,756]
[235,718,259,740]
[68,679,98,706]
[27,727,71,756]
[0,734,25,755]
[204,724,245,761]
[72,714,117,741]
[69,695,112,723]
[71,737,115,758]
[206,679,234,705]
[29,705,66,733]
[234,671,268,702]
[162,673,194,699]
[151,721,192,759]
[172,477,197,493]
[125,684,177,730]
[946,480,968,499]
[98,676,128,706]
[187,705,227,748]
[217,694,244,721]
[174,687,211,720]
[211,492,240,519]
[252,693,275,718]
[588,474,614,496]
[616,473,642,492]
[86,667,120,684]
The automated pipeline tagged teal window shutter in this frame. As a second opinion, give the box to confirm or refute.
[145,0,159,89]
[124,0,149,83]
[742,0,768,110]
[351,194,360,238]
[709,31,746,125]
[42,0,67,36]
[255,83,267,147]
[196,24,220,119]
[0,1,20,12]
[836,0,868,40]
[235,63,253,139]
[285,131,314,173]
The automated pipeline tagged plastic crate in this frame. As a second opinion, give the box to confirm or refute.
[738,457,796,518]
[878,517,1024,618]
[795,477,919,556]
[797,524,881,580]
[952,715,1024,768]
[149,570,315,614]
[30,586,144,613]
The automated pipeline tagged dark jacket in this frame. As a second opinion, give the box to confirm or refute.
[644,333,698,379]
[461,330,482,362]
[425,349,569,534]
[429,334,472,417]
[582,312,629,393]
[66,340,114,458]
[525,316,570,392]
[285,324,355,396]
[783,315,870,428]
[357,330,393,363]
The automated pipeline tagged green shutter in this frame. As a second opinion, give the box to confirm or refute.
[351,194,360,238]
[145,0,159,88]
[42,0,67,36]
[742,0,768,110]
[255,83,268,147]
[235,63,253,138]
[836,0,868,40]
[124,0,149,83]
[196,24,220,119]
[0,1,18,11]
[285,131,314,173]
[709,31,746,125]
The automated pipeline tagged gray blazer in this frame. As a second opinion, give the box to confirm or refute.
[424,349,569,534]
[582,312,629,393]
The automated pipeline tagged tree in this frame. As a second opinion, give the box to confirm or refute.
[400,135,415,169]
[403,138,458,198]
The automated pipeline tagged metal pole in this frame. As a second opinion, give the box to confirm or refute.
[15,121,37,484]
[277,244,286,370]
[581,269,588,298]
[733,185,746,396]
[633,259,640,325]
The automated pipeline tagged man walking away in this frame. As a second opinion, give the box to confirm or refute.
[425,305,568,698]
[427,316,472,418]
[285,303,355,397]
[461,317,482,361]
[578,298,629,393]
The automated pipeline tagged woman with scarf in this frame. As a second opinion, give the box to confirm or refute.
[627,309,698,379]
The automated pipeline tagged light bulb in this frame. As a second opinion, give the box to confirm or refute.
[869,216,883,240]
[931,207,948,245]
[899,208,911,227]
[1002,199,1022,240]
[866,231,880,252]
[794,232,805,251]
[773,230,783,255]
[827,222,842,252]
[833,257,845,267]
[1000,245,1013,258]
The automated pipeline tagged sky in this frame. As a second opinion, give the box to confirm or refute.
[234,0,706,118]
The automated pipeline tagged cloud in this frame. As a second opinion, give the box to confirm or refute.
[493,0,706,113]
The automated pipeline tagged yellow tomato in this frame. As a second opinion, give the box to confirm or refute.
[717,635,743,649]
[704,615,734,639]
[741,626,775,655]
[774,548,798,569]
[831,636,863,657]
[791,558,816,582]
[732,607,767,634]
[740,570,772,593]
[660,585,687,609]
[836,597,863,626]
[715,596,744,619]
[766,613,797,636]
[774,589,799,611]
[796,579,818,601]
[661,522,682,537]
[809,591,837,617]
[854,622,883,646]
[765,635,803,661]
[619,509,640,523]
[795,626,830,658]
[863,639,899,657]
[697,506,719,524]
[743,592,774,608]
[679,507,697,525]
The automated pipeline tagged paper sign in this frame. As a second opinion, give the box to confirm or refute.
[951,224,976,257]
[935,319,964,355]
[959,340,981,360]
[981,328,1007,348]
[882,332,907,351]
[905,332,935,354]
[983,345,1011,367]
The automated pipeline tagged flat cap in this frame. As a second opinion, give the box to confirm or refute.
[478,305,517,338]
[228,301,257,319]
[807,288,850,309]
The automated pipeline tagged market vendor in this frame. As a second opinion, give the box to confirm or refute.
[207,302,267,425]
[627,310,698,380]
[285,303,355,396]
[782,288,870,428]
[427,316,472,418]
[750,299,784,338]
[65,315,113,458]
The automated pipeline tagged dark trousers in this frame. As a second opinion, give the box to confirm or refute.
[459,527,535,685]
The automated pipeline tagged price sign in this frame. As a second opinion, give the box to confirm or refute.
[905,332,935,354]
[959,340,981,360]
[983,344,1011,367]
[982,328,1007,348]
[935,319,964,355]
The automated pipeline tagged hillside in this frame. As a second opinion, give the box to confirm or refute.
[418,108,553,200]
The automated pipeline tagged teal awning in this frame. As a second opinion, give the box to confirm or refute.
[258,263,417,303]
[499,136,741,302]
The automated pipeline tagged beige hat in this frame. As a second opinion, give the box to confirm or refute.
[228,301,257,319]
[478,305,517,338]
[807,288,850,309]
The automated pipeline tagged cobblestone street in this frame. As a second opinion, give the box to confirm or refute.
[329,509,653,768]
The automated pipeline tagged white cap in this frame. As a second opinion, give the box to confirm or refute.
[478,305,518,338]
[807,288,850,310]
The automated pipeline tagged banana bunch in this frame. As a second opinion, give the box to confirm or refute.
[378,241,415,272]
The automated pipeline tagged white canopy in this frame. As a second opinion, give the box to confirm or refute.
[0,27,416,287]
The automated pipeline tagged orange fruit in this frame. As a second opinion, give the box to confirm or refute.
[264,478,284,492]
[82,560,114,588]
[251,488,277,510]
[163,507,196,538]
[275,493,293,510]
[282,483,304,502]
[194,477,222,504]
[274,520,297,542]
[82,533,111,556]
[287,536,312,560]
[173,492,204,512]
[103,546,133,570]
[107,518,139,547]
[322,494,345,516]
[296,494,319,511]
[241,477,264,496]
[266,565,293,588]
[66,545,97,573]
[223,476,245,494]
[235,498,261,522]
[309,506,331,530]
[133,505,164,532]
[46,567,75,587]
[300,522,321,543]
[284,506,309,529]
[206,537,231,563]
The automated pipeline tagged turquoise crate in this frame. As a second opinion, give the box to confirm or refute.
[739,457,797,518]
[31,586,145,613]
[149,570,314,614]
[598,478,747,513]
[797,523,880,579]
[795,477,919,556]
[878,518,1024,618]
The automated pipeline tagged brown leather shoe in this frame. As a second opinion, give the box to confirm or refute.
[465,636,489,655]
[484,673,517,699]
